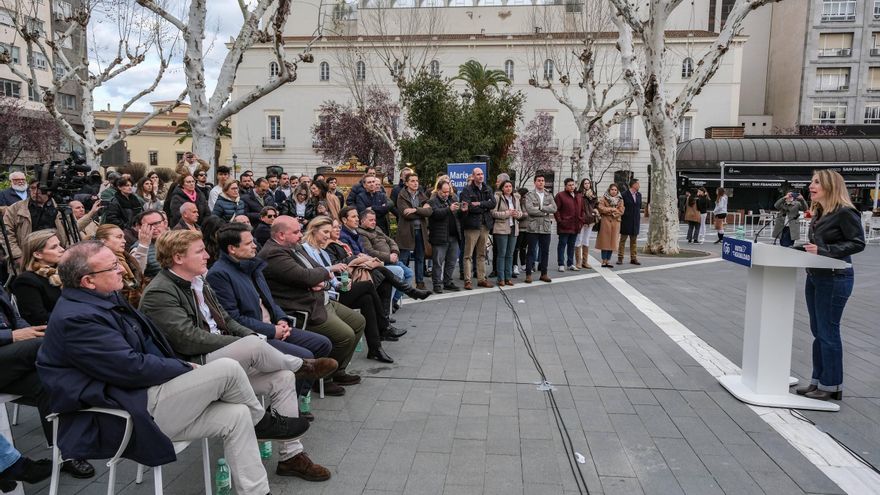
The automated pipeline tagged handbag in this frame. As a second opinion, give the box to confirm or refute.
[592,221,601,233]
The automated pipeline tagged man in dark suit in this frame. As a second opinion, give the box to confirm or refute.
[618,178,642,265]
[37,241,307,494]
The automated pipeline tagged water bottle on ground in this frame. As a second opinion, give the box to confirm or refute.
[340,272,350,292]
[355,335,364,352]
[299,392,312,414]
[215,458,232,494]
[259,440,272,460]
[736,225,745,240]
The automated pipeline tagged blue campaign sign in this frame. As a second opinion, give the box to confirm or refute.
[721,238,753,268]
[447,162,487,191]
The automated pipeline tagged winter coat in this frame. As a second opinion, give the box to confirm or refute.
[346,180,367,206]
[258,240,333,325]
[554,191,584,234]
[582,193,599,226]
[139,270,254,362]
[771,196,808,241]
[797,207,865,263]
[10,270,60,326]
[427,195,460,245]
[37,288,192,467]
[354,189,392,234]
[168,187,210,228]
[339,226,365,256]
[2,199,68,260]
[0,188,27,208]
[212,194,246,222]
[595,196,625,251]
[458,182,496,230]
[206,252,287,339]
[175,158,210,177]
[395,188,432,250]
[358,226,399,263]
[619,189,642,236]
[254,222,271,247]
[104,191,145,230]
[523,190,557,234]
[241,188,266,225]
[490,192,522,236]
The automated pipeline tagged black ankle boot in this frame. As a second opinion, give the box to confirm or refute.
[404,286,431,300]
[367,347,394,363]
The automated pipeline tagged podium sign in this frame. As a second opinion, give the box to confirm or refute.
[721,238,752,267]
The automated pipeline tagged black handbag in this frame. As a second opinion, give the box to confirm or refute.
[592,221,601,233]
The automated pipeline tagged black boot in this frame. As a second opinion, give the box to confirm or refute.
[714,232,724,244]
[367,347,394,363]
[403,285,431,300]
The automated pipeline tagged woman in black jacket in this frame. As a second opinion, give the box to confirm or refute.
[795,170,865,401]
[11,230,64,325]
[104,177,144,229]
[168,173,211,226]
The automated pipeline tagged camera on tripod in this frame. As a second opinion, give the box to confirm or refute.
[30,151,95,203]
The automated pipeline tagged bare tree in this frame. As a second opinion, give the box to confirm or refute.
[610,0,781,254]
[526,1,633,183]
[136,0,320,170]
[0,0,184,169]
[328,1,442,176]
[511,112,557,189]
[0,96,61,166]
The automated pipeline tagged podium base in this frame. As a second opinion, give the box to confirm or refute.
[719,375,840,412]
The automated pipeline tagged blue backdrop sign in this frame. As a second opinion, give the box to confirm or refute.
[721,238,753,268]
[447,162,487,191]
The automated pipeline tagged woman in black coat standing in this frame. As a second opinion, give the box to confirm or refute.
[795,170,865,401]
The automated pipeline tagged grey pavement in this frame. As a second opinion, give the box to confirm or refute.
[8,223,877,494]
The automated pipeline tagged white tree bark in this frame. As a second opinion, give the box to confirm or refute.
[0,1,184,170]
[137,0,319,171]
[609,0,781,254]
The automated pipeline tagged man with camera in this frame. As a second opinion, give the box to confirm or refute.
[176,152,210,177]
[772,189,809,247]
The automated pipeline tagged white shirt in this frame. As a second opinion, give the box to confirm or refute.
[176,272,220,335]
[505,195,514,226]
[536,190,546,205]
[208,185,223,210]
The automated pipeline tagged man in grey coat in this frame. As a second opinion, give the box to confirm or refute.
[522,173,557,283]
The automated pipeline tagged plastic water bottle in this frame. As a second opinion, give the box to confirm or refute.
[355,335,364,352]
[299,392,312,414]
[340,272,350,292]
[736,225,745,240]
[259,440,272,460]
[215,458,232,494]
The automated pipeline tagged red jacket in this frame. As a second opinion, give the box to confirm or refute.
[554,191,585,234]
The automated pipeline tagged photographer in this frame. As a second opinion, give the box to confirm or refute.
[772,189,808,247]
[2,181,67,263]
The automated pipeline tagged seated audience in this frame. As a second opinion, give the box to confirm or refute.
[11,230,65,326]
[104,177,145,230]
[212,180,246,222]
[305,180,340,223]
[140,230,335,481]
[258,215,364,396]
[136,176,163,211]
[3,180,67,263]
[130,209,167,278]
[69,199,102,240]
[168,174,210,227]
[174,202,201,231]
[356,209,415,301]
[95,223,149,307]
[254,206,277,246]
[0,434,51,491]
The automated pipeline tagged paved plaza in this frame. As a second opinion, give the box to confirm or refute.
[7,228,880,494]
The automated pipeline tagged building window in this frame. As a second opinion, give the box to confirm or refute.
[0,78,21,98]
[356,60,366,81]
[680,116,693,141]
[681,57,694,78]
[864,104,880,123]
[543,59,554,81]
[504,59,514,80]
[148,151,158,167]
[619,116,634,144]
[25,17,44,36]
[872,33,880,56]
[30,52,49,71]
[815,67,850,91]
[812,102,847,124]
[483,0,503,4]
[54,61,66,78]
[269,61,279,78]
[53,0,72,19]
[268,115,282,140]
[821,0,856,21]
[874,0,880,19]
[507,0,531,4]
[319,61,330,81]
[0,43,19,64]
[869,67,880,91]
[422,0,444,6]
[0,8,14,27]
[59,93,76,110]
[429,60,440,77]
[449,0,474,6]
[817,32,853,57]
[393,0,416,6]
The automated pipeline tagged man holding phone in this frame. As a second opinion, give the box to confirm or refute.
[772,189,808,247]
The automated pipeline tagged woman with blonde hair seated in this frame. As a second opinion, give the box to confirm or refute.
[94,223,150,307]
[11,230,65,326]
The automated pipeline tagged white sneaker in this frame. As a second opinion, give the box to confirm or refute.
[558,265,565,272]
[568,265,579,271]
[513,265,520,275]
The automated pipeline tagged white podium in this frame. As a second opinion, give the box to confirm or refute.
[719,241,849,412]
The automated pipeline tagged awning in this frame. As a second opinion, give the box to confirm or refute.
[680,172,880,189]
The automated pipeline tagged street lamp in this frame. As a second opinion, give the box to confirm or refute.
[232,154,238,179]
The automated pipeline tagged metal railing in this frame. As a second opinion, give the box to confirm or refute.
[613,138,639,151]
[817,47,852,57]
[262,137,285,149]
[821,0,856,21]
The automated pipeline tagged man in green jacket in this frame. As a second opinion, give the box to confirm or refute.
[140,229,337,482]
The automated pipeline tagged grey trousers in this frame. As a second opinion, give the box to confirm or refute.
[206,336,303,461]
[148,358,269,495]
[431,239,459,287]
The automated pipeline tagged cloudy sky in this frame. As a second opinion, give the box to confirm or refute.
[92,0,244,112]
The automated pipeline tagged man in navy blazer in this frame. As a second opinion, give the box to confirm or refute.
[618,178,643,265]
[37,241,308,495]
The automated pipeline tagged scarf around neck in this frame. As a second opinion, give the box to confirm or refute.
[603,192,620,206]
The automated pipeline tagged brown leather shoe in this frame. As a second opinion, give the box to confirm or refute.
[477,280,493,288]
[295,358,338,381]
[464,281,473,290]
[616,259,624,265]
[276,452,331,481]
[313,380,345,396]
[524,274,532,283]
[505,280,514,286]
[630,259,641,265]
[539,274,552,283]
[331,371,361,386]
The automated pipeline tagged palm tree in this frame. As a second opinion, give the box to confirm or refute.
[453,60,511,101]
[175,120,231,169]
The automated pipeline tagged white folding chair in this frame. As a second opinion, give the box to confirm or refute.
[289,310,324,399]
[0,394,23,495]
[136,439,211,495]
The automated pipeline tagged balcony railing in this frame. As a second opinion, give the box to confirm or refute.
[262,137,285,149]
[822,1,856,21]
[817,47,852,57]
[816,84,849,92]
[874,1,880,18]
[613,138,639,151]
[872,47,880,56]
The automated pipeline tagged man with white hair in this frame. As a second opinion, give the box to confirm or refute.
[174,202,200,231]
[0,172,28,209]
[69,199,103,239]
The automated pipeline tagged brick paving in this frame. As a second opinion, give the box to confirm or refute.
[8,226,877,494]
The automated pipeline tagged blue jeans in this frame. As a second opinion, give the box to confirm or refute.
[494,233,517,281]
[0,434,20,472]
[805,270,854,391]
[557,233,576,267]
[601,249,613,261]
[400,228,425,283]
[526,233,551,275]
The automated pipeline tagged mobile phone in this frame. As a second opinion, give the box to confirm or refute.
[791,191,799,200]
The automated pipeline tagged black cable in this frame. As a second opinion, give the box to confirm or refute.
[788,409,880,476]
[497,285,590,495]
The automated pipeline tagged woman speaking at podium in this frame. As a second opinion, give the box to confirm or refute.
[795,170,865,401]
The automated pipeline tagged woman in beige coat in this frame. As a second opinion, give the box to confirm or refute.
[490,180,523,286]
[595,183,625,268]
